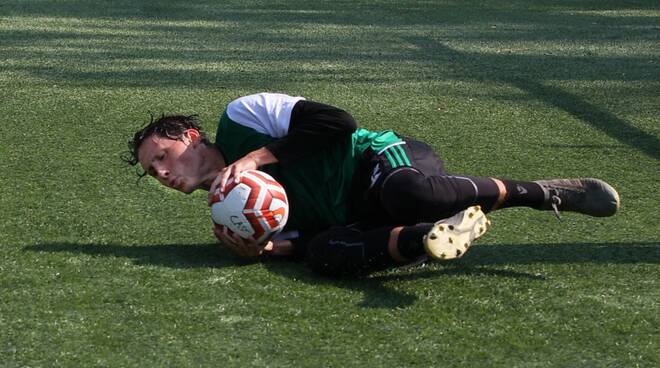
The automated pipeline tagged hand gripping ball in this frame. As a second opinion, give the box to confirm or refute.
[210,170,289,244]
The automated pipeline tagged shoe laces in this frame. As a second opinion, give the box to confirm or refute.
[550,189,562,220]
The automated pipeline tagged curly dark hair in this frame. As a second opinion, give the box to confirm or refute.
[123,114,211,177]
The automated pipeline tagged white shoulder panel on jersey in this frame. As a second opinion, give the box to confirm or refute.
[226,93,306,138]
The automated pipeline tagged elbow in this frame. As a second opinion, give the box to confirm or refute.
[337,110,358,133]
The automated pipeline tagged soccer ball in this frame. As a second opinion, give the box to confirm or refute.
[210,170,289,244]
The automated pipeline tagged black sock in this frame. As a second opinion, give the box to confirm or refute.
[460,177,545,211]
[498,180,545,209]
[397,223,433,260]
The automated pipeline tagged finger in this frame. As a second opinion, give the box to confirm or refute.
[233,165,243,183]
[222,239,245,257]
[226,164,240,184]
[215,230,233,245]
[208,173,225,205]
[243,236,267,257]
[214,229,228,243]
[246,236,263,248]
[232,234,262,257]
[219,168,231,192]
[231,233,246,247]
[213,225,225,242]
[233,238,252,257]
[220,233,238,246]
[214,166,230,193]
[214,227,238,247]
[209,175,220,194]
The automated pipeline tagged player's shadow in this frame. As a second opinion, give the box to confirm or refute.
[23,242,239,269]
[24,241,659,309]
[263,259,547,309]
[265,240,660,308]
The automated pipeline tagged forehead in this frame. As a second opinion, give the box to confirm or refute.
[137,135,174,169]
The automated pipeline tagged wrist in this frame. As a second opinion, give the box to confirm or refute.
[264,240,293,256]
[262,241,274,253]
[248,147,278,167]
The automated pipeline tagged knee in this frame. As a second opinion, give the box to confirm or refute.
[305,227,368,277]
[380,169,432,223]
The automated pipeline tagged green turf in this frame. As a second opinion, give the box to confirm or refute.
[1,0,659,366]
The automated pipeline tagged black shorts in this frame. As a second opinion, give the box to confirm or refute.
[349,136,447,227]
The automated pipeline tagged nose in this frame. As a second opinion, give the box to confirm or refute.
[156,168,170,180]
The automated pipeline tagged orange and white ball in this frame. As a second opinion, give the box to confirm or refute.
[210,170,289,244]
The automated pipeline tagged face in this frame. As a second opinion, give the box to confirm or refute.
[137,131,211,194]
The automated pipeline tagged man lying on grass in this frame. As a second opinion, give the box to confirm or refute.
[124,93,619,277]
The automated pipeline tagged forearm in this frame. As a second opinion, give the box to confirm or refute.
[246,146,278,167]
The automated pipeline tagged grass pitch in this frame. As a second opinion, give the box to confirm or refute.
[1,1,659,367]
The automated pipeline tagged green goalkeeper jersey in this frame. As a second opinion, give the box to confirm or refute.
[214,93,402,238]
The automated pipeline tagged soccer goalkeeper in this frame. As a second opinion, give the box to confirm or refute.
[125,93,619,276]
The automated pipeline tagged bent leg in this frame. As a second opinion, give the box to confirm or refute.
[305,224,432,277]
[305,206,495,277]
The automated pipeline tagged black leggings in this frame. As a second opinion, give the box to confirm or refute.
[305,139,502,276]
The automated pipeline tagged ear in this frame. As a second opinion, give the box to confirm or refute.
[184,129,201,144]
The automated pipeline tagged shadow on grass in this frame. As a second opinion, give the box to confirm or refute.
[24,242,240,269]
[3,0,657,162]
[264,260,548,309]
[406,38,660,161]
[3,0,658,28]
[509,77,660,160]
[25,241,659,308]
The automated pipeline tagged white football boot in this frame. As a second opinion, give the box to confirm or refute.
[423,205,490,260]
